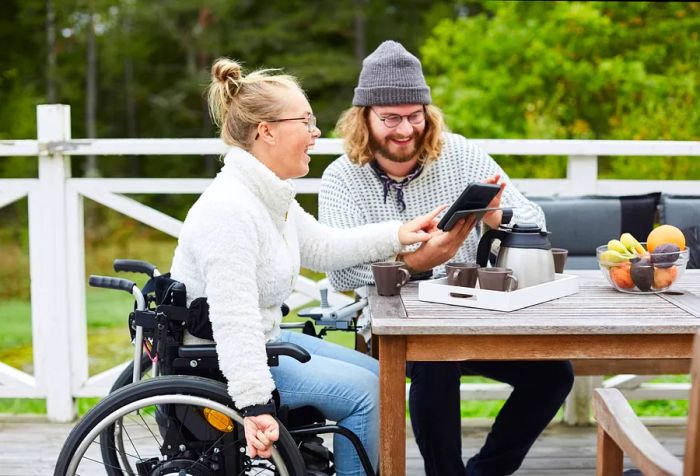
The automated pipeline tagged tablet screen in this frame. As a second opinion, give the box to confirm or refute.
[437,183,502,231]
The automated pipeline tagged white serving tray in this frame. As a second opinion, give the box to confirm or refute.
[418,273,579,312]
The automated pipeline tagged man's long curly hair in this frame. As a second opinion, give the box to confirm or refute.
[335,105,446,166]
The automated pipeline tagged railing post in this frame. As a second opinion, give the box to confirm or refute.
[566,155,598,195]
[30,104,75,421]
[563,376,603,426]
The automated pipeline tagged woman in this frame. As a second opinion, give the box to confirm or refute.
[169,58,443,475]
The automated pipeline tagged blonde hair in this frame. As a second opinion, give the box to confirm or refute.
[207,58,303,150]
[335,104,445,166]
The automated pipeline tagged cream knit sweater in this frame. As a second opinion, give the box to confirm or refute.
[170,147,402,408]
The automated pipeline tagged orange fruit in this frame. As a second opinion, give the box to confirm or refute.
[646,225,686,253]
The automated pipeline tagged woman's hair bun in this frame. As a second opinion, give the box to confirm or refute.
[211,58,243,97]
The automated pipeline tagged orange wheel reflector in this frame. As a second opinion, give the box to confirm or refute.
[203,407,234,432]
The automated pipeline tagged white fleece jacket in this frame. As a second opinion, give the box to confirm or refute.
[170,147,402,409]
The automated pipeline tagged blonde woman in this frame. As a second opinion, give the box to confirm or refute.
[169,58,443,476]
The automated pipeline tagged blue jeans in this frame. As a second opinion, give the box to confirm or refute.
[269,330,379,476]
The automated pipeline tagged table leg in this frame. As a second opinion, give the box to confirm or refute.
[379,335,406,476]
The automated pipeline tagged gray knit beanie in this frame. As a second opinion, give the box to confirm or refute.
[352,40,432,106]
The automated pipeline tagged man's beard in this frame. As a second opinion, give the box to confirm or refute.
[369,130,425,163]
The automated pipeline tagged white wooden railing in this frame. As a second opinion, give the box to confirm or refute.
[2,104,700,422]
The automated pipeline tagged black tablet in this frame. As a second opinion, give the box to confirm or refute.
[437,182,503,231]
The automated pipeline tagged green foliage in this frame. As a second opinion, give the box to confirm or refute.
[0,0,455,143]
[422,1,700,179]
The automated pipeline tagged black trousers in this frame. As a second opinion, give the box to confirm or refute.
[407,360,574,476]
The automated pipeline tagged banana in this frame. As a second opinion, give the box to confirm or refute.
[620,232,646,256]
[600,250,632,264]
[607,239,631,255]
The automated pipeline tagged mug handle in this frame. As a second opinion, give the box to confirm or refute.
[506,274,518,292]
[396,268,410,288]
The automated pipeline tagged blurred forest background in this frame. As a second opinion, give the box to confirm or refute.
[1,1,699,413]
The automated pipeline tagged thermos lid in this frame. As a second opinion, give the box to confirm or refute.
[504,223,551,249]
[511,223,543,233]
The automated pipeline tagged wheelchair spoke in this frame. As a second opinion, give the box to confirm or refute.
[135,407,162,448]
[73,453,127,474]
[89,435,141,462]
[122,417,144,462]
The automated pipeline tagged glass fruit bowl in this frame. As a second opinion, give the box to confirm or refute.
[596,242,689,294]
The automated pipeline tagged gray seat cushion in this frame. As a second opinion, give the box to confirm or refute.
[565,255,601,270]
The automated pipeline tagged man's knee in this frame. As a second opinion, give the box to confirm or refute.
[529,360,575,402]
[408,361,462,406]
[550,360,575,396]
[408,361,462,383]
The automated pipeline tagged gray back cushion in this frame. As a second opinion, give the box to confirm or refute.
[526,194,660,269]
[661,195,700,229]
[530,197,620,256]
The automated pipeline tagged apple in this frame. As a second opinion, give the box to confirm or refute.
[653,266,678,289]
[610,264,634,289]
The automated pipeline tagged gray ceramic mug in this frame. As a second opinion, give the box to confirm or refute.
[445,262,480,288]
[372,261,410,296]
[477,267,519,292]
[551,248,568,274]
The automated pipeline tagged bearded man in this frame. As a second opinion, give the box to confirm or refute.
[318,40,574,476]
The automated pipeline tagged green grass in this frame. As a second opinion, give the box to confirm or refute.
[0,299,32,350]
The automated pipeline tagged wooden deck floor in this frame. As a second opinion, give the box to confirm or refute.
[0,416,686,475]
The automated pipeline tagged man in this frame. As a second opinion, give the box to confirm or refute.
[319,40,574,476]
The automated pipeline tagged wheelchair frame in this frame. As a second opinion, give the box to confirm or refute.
[81,259,377,476]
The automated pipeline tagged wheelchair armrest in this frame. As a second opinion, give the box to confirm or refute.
[280,322,306,330]
[177,342,310,363]
[266,342,310,363]
[178,345,217,359]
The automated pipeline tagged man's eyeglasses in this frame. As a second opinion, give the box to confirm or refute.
[370,108,425,128]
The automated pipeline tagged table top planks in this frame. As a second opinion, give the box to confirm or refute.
[369,270,700,335]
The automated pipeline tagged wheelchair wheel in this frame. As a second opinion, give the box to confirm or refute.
[110,355,153,393]
[104,355,155,474]
[55,375,306,476]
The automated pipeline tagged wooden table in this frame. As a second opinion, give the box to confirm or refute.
[368,270,700,476]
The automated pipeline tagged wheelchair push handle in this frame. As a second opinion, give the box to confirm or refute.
[113,259,160,277]
[89,275,136,293]
[89,275,146,311]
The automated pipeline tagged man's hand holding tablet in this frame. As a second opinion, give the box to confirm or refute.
[437,177,511,231]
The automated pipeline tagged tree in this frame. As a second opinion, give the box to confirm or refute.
[421,1,700,179]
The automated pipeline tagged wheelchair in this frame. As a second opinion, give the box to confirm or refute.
[54,259,376,476]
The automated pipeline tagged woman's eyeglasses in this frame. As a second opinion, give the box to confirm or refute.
[370,108,425,129]
[268,114,317,132]
[255,114,317,140]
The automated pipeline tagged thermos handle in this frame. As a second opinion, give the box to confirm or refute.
[476,228,505,267]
